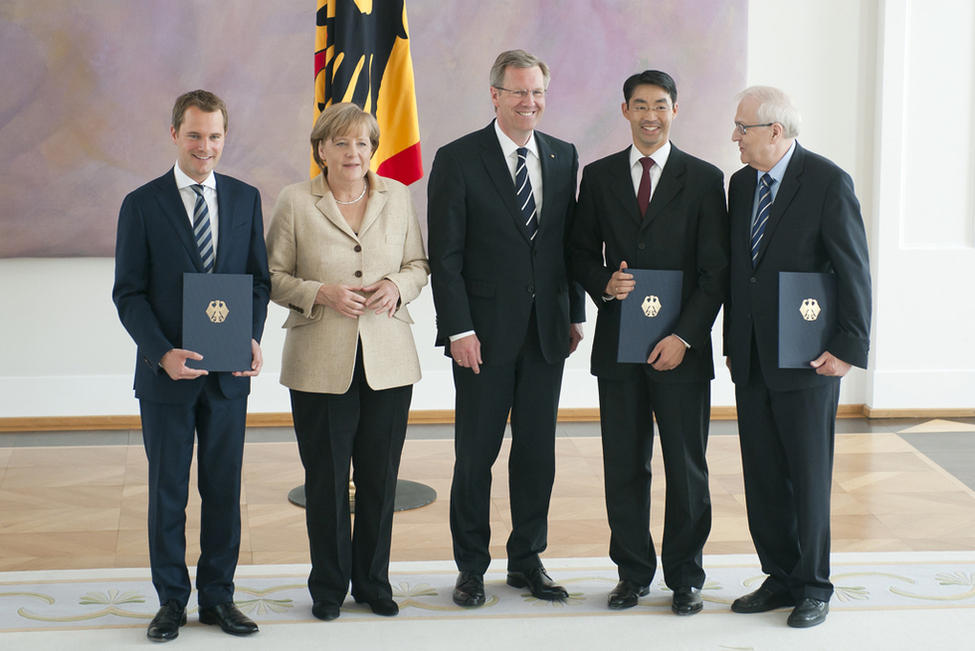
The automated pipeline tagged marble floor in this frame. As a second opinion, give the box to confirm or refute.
[1,417,974,572]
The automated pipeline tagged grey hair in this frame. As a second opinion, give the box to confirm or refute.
[489,50,551,89]
[735,86,801,138]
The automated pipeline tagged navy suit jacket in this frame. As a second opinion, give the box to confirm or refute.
[428,123,586,365]
[113,168,270,404]
[571,144,729,382]
[724,142,871,390]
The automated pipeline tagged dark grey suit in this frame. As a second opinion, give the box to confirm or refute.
[428,122,585,574]
[725,142,871,601]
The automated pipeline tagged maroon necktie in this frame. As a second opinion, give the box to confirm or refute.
[637,156,655,217]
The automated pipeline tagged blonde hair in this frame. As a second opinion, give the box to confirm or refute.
[310,103,380,170]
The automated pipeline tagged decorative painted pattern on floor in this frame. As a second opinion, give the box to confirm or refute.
[2,554,975,632]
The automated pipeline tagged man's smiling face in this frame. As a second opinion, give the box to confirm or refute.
[491,65,546,145]
[622,83,677,156]
[172,106,225,183]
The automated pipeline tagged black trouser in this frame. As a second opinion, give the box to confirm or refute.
[290,347,412,606]
[598,370,712,589]
[735,344,839,602]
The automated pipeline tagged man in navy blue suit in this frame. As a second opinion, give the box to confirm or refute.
[113,90,270,641]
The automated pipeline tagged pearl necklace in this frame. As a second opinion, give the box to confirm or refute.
[334,180,367,205]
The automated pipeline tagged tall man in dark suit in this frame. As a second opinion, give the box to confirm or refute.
[428,50,586,607]
[724,86,871,628]
[571,70,729,615]
[113,90,270,640]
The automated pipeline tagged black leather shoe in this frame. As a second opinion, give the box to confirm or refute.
[453,571,485,607]
[608,580,649,609]
[506,566,569,601]
[364,597,399,617]
[198,602,259,636]
[731,585,796,613]
[672,586,703,615]
[147,600,186,641]
[787,598,829,628]
[312,601,340,621]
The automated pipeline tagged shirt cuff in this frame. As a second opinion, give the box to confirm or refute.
[449,330,476,342]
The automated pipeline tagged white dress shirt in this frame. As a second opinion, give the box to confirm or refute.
[629,140,671,200]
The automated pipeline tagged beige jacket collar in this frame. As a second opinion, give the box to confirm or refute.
[311,170,389,241]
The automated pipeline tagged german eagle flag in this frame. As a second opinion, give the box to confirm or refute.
[313,0,423,185]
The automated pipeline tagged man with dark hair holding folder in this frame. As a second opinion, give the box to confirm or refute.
[570,70,728,616]
[113,90,270,640]
[724,86,871,628]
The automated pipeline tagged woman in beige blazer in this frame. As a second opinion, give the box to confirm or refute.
[265,103,429,622]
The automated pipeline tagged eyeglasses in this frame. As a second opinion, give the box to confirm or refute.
[629,105,672,115]
[494,86,547,100]
[735,122,774,135]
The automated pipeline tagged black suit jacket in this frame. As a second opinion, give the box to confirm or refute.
[724,142,871,390]
[113,168,271,404]
[571,145,729,382]
[428,122,585,365]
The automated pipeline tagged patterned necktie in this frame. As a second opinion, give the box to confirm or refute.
[191,184,214,273]
[750,173,773,267]
[637,156,655,217]
[516,147,538,240]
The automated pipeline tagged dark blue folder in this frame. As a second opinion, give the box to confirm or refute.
[778,271,838,369]
[182,273,252,372]
[617,269,683,364]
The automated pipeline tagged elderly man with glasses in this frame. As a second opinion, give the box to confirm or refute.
[724,86,872,628]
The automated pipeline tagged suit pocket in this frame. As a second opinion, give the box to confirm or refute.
[392,304,414,325]
[465,279,496,298]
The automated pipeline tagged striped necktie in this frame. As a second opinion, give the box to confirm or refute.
[191,184,214,273]
[750,173,772,267]
[516,147,538,240]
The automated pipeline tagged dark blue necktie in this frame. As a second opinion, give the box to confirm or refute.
[516,147,538,240]
[750,173,772,267]
[191,184,214,273]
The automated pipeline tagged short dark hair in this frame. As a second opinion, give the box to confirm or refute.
[172,90,228,133]
[623,71,678,105]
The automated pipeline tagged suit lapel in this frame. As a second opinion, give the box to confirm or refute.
[154,169,206,273]
[645,145,684,225]
[312,173,360,241]
[213,173,237,272]
[535,133,558,242]
[754,143,804,267]
[607,148,641,225]
[732,170,756,254]
[479,124,533,244]
[357,172,388,238]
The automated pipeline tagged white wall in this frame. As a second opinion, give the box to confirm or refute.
[867,0,975,409]
[1,0,972,419]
